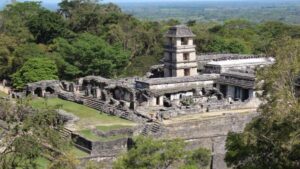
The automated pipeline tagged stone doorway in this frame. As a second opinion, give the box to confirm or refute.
[34,88,43,97]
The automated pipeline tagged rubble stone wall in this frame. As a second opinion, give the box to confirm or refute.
[161,111,258,169]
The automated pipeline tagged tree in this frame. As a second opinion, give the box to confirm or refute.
[0,99,75,169]
[0,2,42,42]
[51,33,129,78]
[225,38,300,169]
[11,43,47,72]
[12,57,58,89]
[27,9,68,44]
[113,136,210,169]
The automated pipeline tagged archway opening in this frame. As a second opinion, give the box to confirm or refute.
[45,87,55,94]
[34,88,43,97]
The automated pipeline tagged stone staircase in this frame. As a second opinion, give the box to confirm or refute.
[141,122,165,137]
[82,96,106,111]
[81,96,148,123]
[58,128,72,140]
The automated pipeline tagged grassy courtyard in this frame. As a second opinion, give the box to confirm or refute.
[30,98,136,131]
[0,91,8,97]
[79,129,129,142]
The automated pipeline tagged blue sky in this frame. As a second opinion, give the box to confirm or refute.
[0,0,290,7]
[14,0,288,3]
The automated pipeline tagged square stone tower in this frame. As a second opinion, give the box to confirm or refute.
[164,25,198,77]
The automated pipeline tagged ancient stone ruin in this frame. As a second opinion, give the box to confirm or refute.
[12,25,276,168]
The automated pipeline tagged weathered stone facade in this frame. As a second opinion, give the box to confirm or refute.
[8,25,278,169]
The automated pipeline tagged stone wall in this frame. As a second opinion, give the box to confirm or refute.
[160,111,258,169]
[93,128,134,138]
[91,138,131,156]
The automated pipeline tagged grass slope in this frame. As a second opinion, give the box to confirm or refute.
[0,91,8,97]
[30,98,136,131]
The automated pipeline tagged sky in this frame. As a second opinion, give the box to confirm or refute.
[0,0,293,9]
[12,0,291,3]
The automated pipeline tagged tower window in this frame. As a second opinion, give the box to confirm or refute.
[181,38,188,45]
[183,53,189,60]
[184,69,190,76]
[168,37,173,46]
[169,52,172,61]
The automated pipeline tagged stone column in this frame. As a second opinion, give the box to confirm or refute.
[95,88,101,98]
[42,89,46,97]
[151,97,157,106]
[159,96,164,106]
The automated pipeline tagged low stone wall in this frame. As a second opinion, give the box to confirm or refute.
[92,128,134,138]
[91,138,131,156]
[72,132,131,160]
[159,99,258,120]
[161,111,258,169]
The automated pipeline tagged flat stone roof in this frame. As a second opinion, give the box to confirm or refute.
[206,57,275,67]
[221,71,255,80]
[149,85,199,96]
[136,74,219,85]
[197,54,265,61]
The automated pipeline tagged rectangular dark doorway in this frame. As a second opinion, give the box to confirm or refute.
[242,89,249,101]
[220,85,227,98]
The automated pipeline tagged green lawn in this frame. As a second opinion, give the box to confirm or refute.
[96,125,133,132]
[0,91,8,97]
[34,145,88,169]
[30,98,136,131]
[69,145,89,158]
[36,157,50,169]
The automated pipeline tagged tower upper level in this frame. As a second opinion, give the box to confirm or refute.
[165,25,196,48]
[163,25,198,77]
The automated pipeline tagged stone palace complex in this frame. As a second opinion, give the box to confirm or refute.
[7,25,276,169]
[22,25,274,122]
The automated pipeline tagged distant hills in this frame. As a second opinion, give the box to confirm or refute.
[1,0,300,24]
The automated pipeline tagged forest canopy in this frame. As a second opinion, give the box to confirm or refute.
[0,0,300,88]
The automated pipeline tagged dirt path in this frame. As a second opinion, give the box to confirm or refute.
[163,108,257,125]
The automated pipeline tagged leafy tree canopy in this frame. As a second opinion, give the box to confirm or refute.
[51,33,129,78]
[225,38,300,169]
[0,99,76,169]
[12,57,58,89]
[27,9,69,44]
[113,136,211,169]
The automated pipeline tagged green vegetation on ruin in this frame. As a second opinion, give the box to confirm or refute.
[68,146,89,158]
[30,98,136,131]
[96,125,133,132]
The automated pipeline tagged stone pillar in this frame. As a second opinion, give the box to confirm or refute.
[249,89,255,98]
[159,96,164,106]
[42,89,46,97]
[96,88,101,98]
[151,97,157,106]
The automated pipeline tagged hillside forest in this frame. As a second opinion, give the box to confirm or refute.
[0,0,300,89]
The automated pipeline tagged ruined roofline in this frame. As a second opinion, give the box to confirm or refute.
[82,76,111,83]
[136,74,219,86]
[206,57,275,67]
[197,53,270,62]
[221,71,256,80]
[26,80,60,87]
[148,85,204,96]
[164,25,196,38]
